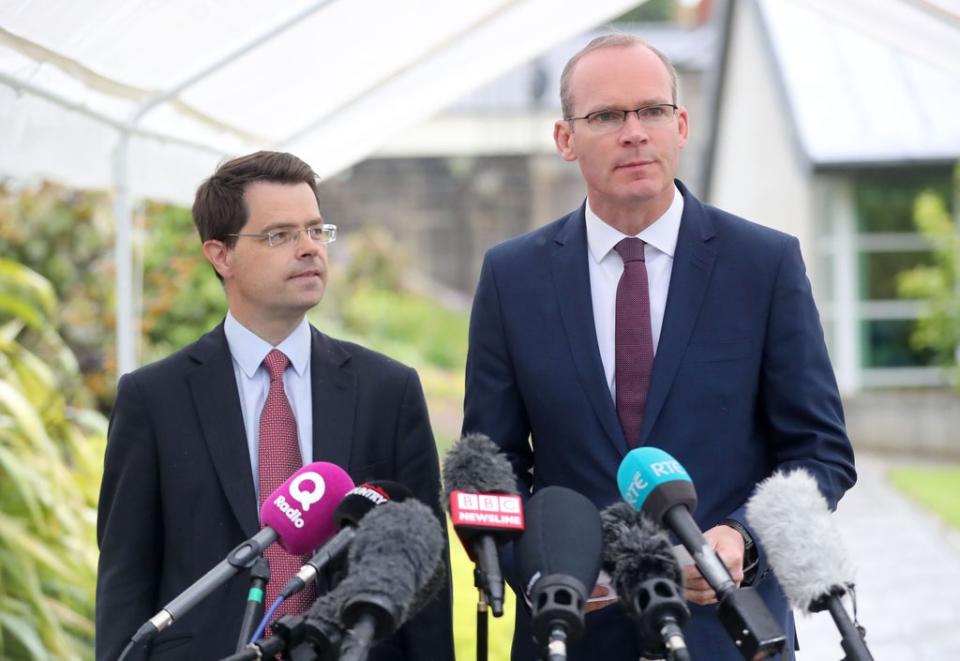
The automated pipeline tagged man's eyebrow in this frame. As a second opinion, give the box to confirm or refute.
[260,217,324,231]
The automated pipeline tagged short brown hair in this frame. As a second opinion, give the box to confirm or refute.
[192,151,321,246]
[559,34,678,119]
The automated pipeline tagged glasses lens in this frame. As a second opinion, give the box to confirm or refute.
[267,230,293,247]
[639,105,675,124]
[586,110,625,132]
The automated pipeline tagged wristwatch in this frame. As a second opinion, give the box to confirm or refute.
[721,519,759,586]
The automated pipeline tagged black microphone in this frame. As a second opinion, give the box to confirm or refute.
[234,557,270,652]
[337,499,446,661]
[617,447,786,660]
[601,502,691,661]
[746,469,874,661]
[515,486,602,661]
[281,481,412,599]
[441,433,525,617]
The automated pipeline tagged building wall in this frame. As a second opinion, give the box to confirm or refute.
[707,0,816,284]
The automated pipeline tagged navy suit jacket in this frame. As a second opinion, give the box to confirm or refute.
[462,182,856,660]
[96,323,454,661]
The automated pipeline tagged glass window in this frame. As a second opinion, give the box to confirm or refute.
[858,250,936,300]
[854,170,952,233]
[860,319,938,368]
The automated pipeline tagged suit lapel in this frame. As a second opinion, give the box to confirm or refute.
[309,327,355,470]
[640,185,718,443]
[550,206,628,455]
[187,325,260,538]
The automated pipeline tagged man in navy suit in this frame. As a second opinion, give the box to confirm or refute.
[462,35,856,660]
[96,152,454,660]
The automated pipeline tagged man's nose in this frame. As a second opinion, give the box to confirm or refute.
[294,229,322,256]
[619,111,650,144]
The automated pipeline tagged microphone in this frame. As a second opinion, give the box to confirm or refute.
[601,501,690,661]
[337,499,447,661]
[617,447,786,660]
[441,433,525,617]
[281,481,413,599]
[515,486,602,661]
[126,461,354,650]
[746,469,874,661]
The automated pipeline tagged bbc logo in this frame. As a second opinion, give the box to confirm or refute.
[456,493,521,514]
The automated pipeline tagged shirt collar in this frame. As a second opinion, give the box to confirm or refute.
[224,312,311,379]
[585,183,684,264]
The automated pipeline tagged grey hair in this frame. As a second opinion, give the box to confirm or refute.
[559,33,678,119]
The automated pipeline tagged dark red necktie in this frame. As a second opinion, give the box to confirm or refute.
[614,238,654,448]
[258,349,314,619]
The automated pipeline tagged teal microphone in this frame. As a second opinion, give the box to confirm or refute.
[616,447,697,522]
[616,447,786,660]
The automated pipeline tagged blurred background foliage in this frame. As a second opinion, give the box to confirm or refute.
[897,164,960,388]
[0,257,104,660]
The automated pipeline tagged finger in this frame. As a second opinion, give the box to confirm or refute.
[685,587,718,605]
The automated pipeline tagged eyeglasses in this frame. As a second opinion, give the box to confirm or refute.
[565,103,678,133]
[228,223,337,248]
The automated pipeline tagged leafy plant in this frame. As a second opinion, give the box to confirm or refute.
[0,259,104,660]
[897,165,960,386]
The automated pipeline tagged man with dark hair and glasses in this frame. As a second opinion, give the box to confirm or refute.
[463,34,856,660]
[96,151,454,661]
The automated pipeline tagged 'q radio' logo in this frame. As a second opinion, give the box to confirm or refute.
[272,471,326,528]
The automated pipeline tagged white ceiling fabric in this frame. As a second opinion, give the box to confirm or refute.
[1,0,642,203]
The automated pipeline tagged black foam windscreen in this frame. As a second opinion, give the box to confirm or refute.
[441,433,518,512]
[340,499,445,632]
[334,481,413,529]
[516,486,603,597]
[600,501,684,598]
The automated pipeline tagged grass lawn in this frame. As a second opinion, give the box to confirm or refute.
[887,465,960,530]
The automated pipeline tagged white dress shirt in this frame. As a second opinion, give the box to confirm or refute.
[585,184,684,399]
[224,311,313,502]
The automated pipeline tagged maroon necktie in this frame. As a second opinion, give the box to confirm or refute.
[258,349,314,619]
[614,238,654,448]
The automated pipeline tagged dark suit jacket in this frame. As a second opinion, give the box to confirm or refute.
[96,323,454,661]
[462,181,857,660]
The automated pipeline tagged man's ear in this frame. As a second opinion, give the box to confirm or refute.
[554,120,577,162]
[202,240,232,280]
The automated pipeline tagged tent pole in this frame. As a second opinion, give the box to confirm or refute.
[113,132,136,377]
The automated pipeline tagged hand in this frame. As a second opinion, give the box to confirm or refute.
[682,524,745,605]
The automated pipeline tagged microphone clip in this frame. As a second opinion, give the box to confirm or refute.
[715,586,786,660]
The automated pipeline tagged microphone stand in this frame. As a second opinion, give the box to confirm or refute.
[812,588,874,661]
[474,567,488,661]
[235,558,270,652]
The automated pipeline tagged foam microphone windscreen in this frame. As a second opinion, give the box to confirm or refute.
[259,461,355,555]
[600,502,683,595]
[745,469,855,613]
[516,486,603,598]
[342,499,446,627]
[335,481,413,529]
[441,433,518,510]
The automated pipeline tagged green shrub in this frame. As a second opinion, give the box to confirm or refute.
[0,259,104,660]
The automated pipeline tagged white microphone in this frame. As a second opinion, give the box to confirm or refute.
[746,468,874,661]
